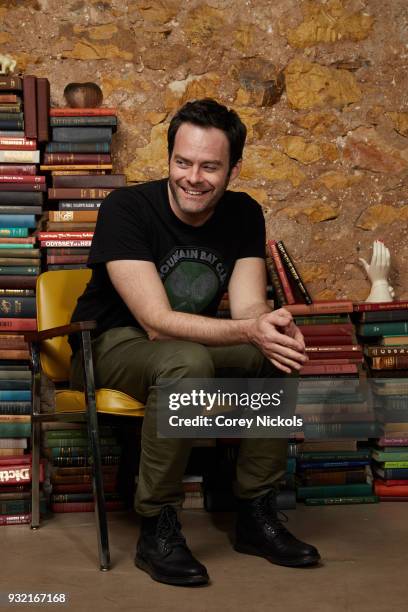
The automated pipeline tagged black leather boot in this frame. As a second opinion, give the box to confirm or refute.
[235,491,321,567]
[135,505,209,586]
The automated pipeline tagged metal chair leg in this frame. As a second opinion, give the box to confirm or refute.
[80,330,110,571]
[31,418,41,529]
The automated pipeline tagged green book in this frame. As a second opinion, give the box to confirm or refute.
[305,496,379,506]
[0,243,33,249]
[0,228,29,237]
[372,450,408,462]
[298,450,370,461]
[297,483,373,499]
[43,427,114,440]
[381,461,408,468]
[0,498,47,515]
[0,266,39,275]
[358,321,408,336]
[44,436,117,448]
[0,423,31,437]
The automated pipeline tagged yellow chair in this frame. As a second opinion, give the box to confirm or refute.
[24,269,145,571]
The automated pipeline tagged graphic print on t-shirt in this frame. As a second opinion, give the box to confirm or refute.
[159,247,228,314]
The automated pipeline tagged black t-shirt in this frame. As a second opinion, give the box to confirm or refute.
[70,179,265,352]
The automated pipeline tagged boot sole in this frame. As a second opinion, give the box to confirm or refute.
[234,542,321,567]
[135,554,210,586]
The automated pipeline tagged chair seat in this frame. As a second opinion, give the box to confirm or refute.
[55,388,145,417]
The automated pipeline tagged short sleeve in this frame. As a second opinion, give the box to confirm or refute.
[88,187,154,265]
[236,196,266,259]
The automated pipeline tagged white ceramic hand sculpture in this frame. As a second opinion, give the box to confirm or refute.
[0,54,17,75]
[359,240,394,303]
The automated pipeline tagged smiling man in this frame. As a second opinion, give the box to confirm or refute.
[70,98,320,586]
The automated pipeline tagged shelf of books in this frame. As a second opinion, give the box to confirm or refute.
[0,74,48,525]
[38,106,124,270]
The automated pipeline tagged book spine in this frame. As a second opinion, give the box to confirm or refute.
[267,240,295,304]
[48,188,113,200]
[0,229,29,237]
[265,256,287,306]
[285,301,354,315]
[48,210,98,222]
[51,127,112,143]
[304,496,378,505]
[371,355,408,369]
[353,301,408,312]
[59,201,101,210]
[50,108,116,116]
[47,255,88,264]
[358,322,408,336]
[40,240,92,247]
[0,151,40,163]
[0,120,24,130]
[0,350,30,360]
[0,95,18,103]
[52,175,125,188]
[0,77,23,90]
[0,402,31,414]
[38,232,93,239]
[36,77,50,143]
[0,138,36,150]
[0,277,36,289]
[0,175,44,184]
[0,191,43,204]
[0,217,36,229]
[0,513,31,525]
[46,142,111,153]
[22,76,37,139]
[300,364,358,375]
[0,318,37,330]
[0,165,36,175]
[50,500,124,512]
[297,483,373,499]
[50,116,117,127]
[277,240,313,304]
[0,183,46,192]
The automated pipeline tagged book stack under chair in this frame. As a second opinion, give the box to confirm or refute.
[354,300,408,501]
[41,421,125,513]
[38,106,124,270]
[0,454,46,525]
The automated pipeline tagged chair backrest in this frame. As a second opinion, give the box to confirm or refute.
[36,269,92,382]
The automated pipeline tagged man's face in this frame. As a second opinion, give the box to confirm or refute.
[168,122,241,226]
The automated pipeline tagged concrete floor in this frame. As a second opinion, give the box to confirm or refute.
[1,504,408,612]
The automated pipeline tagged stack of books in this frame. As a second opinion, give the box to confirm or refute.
[354,300,408,500]
[42,422,125,513]
[295,439,377,506]
[266,239,313,306]
[38,107,124,270]
[0,454,46,525]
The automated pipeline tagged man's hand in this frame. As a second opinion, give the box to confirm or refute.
[247,308,308,374]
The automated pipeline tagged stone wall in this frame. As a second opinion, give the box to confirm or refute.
[2,0,408,300]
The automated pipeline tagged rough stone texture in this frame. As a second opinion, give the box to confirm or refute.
[1,0,408,299]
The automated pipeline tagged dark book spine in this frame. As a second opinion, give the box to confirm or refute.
[48,188,113,200]
[0,191,43,205]
[58,201,102,210]
[0,277,37,289]
[0,402,31,414]
[0,77,23,90]
[51,126,113,143]
[276,240,313,304]
[0,165,36,175]
[45,142,111,153]
[0,296,36,317]
[52,175,125,188]
[43,153,111,164]
[22,76,37,139]
[267,240,295,304]
[36,77,50,143]
[0,183,46,192]
[0,207,42,215]
[0,119,24,129]
[265,256,286,306]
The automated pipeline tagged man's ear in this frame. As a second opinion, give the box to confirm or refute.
[229,159,242,182]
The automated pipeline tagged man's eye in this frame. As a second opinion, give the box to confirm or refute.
[176,159,189,167]
[203,165,217,171]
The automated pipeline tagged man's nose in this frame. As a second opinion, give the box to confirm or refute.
[186,165,203,184]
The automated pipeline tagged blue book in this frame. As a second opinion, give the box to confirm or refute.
[0,390,31,401]
[0,228,29,237]
[0,215,36,228]
[299,460,370,469]
[45,142,111,153]
[51,127,113,143]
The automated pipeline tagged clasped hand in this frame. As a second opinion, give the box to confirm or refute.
[249,308,307,374]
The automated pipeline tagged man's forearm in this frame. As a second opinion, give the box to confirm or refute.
[148,310,254,345]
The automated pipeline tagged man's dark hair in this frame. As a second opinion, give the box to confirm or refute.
[167,98,247,171]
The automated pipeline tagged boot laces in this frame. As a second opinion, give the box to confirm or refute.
[255,493,290,534]
[156,506,185,545]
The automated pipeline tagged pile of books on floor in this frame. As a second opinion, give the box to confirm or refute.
[0,454,46,525]
[354,299,408,501]
[42,422,125,513]
[295,439,376,505]
[38,106,124,270]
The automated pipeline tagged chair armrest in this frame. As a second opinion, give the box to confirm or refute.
[23,320,97,343]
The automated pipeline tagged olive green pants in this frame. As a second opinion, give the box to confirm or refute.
[70,326,290,517]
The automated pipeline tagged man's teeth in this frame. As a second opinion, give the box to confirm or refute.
[184,189,205,195]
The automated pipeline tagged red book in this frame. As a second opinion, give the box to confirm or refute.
[307,351,363,360]
[374,482,408,496]
[52,174,126,188]
[0,349,30,359]
[377,438,408,447]
[304,335,355,346]
[0,165,36,176]
[305,344,362,353]
[51,482,116,494]
[36,77,50,143]
[267,240,295,304]
[22,75,37,139]
[0,175,44,184]
[353,300,408,312]
[50,108,117,117]
[0,138,37,151]
[285,301,354,315]
[0,318,37,331]
[0,455,31,466]
[375,479,408,486]
[301,358,362,366]
[299,323,354,336]
[0,513,31,525]
[37,232,93,239]
[40,240,92,248]
[43,153,111,165]
[0,183,46,192]
[0,464,45,485]
[47,255,88,264]
[300,364,359,375]
[0,94,19,103]
[48,188,113,200]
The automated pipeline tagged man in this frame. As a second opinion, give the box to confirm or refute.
[70,98,320,586]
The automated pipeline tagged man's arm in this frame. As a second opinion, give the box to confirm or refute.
[107,259,307,373]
